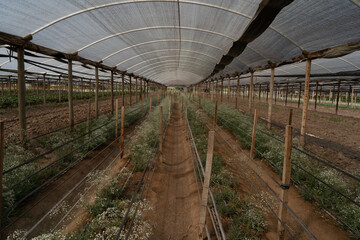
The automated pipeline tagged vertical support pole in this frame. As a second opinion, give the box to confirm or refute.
[319,85,322,105]
[111,71,114,114]
[120,106,125,158]
[336,80,341,115]
[122,74,125,107]
[288,109,293,125]
[250,109,258,158]
[277,125,293,240]
[249,72,254,112]
[236,75,240,109]
[259,84,262,102]
[0,121,4,229]
[58,75,61,103]
[135,77,138,103]
[114,99,119,138]
[314,81,319,111]
[129,76,132,105]
[215,78,218,101]
[297,83,301,108]
[159,106,163,163]
[220,78,223,103]
[149,96,152,112]
[300,59,311,143]
[267,68,274,130]
[17,47,26,142]
[43,74,46,104]
[214,100,218,124]
[95,66,99,119]
[285,82,289,106]
[68,60,74,130]
[36,77,39,96]
[86,99,91,134]
[198,130,215,240]
[227,77,230,101]
[81,78,84,99]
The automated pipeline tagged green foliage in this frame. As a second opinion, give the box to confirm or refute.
[197,97,360,237]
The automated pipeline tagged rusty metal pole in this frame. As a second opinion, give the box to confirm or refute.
[17,47,26,142]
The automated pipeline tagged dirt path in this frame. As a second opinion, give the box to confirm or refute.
[146,102,200,240]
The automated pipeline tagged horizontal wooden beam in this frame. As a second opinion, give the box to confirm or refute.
[0,31,164,86]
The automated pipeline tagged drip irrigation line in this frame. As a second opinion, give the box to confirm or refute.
[22,139,128,239]
[214,126,318,240]
[0,132,127,234]
[186,116,225,239]
[212,123,296,239]
[200,99,360,183]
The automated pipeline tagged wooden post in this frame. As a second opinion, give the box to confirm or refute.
[227,77,230,101]
[259,84,262,102]
[115,99,119,138]
[58,75,61,103]
[236,75,240,109]
[297,82,301,108]
[149,97,152,112]
[95,66,99,118]
[68,60,74,130]
[86,99,91,134]
[288,109,293,125]
[135,77,138,103]
[0,121,3,229]
[120,106,125,158]
[336,80,341,114]
[80,78,84,99]
[319,85,322,105]
[17,47,26,142]
[214,100,218,124]
[300,59,311,143]
[249,72,254,112]
[198,130,215,239]
[267,68,274,130]
[314,81,319,111]
[277,125,293,240]
[129,76,132,105]
[220,78,223,103]
[43,74,46,104]
[285,82,289,106]
[111,71,114,114]
[122,74,125,107]
[250,109,258,158]
[159,106,163,163]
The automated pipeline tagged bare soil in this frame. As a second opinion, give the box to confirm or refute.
[199,106,351,239]
[146,102,200,239]
[0,95,138,142]
[218,95,360,171]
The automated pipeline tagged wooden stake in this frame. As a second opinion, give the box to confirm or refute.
[111,71,114,114]
[267,68,275,130]
[86,99,91,134]
[129,76,132,105]
[214,100,218,124]
[198,130,215,239]
[95,66,99,118]
[288,109,293,125]
[220,78,223,103]
[159,106,163,163]
[0,121,4,229]
[120,106,125,158]
[314,81,319,111]
[300,59,311,142]
[149,96,152,112]
[297,82,301,108]
[17,47,26,143]
[249,72,254,112]
[115,99,119,138]
[336,80,340,114]
[122,74,125,107]
[68,60,74,131]
[43,74,46,104]
[236,75,240,109]
[277,125,293,240]
[250,109,258,158]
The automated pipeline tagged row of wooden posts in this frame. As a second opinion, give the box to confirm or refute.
[11,47,167,143]
[184,93,295,239]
